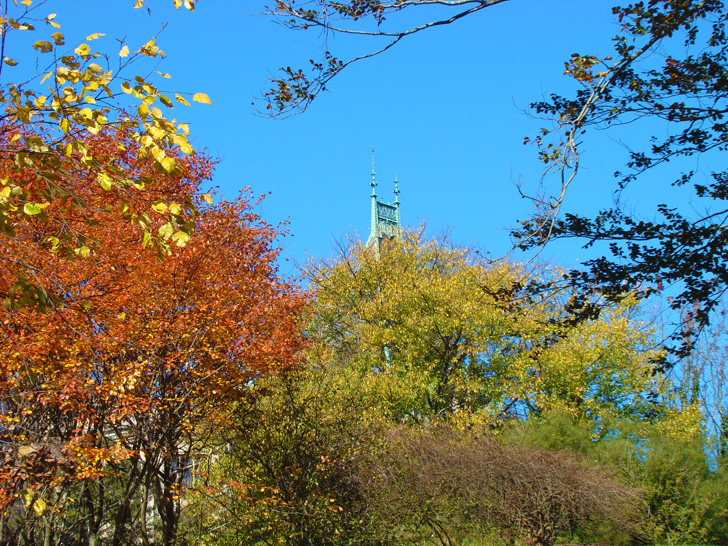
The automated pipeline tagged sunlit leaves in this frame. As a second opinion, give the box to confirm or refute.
[0,0,212,288]
[307,234,663,425]
[193,92,212,105]
[32,40,53,52]
[0,124,305,541]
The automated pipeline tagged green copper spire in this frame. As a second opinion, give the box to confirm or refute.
[367,151,402,248]
[394,173,400,227]
[370,146,377,197]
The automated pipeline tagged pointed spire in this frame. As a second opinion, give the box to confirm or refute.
[393,174,401,229]
[370,146,377,197]
[369,147,379,248]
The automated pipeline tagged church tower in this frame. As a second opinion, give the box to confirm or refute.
[367,148,401,248]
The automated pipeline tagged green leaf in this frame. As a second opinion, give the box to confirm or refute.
[23,203,41,215]
[21,489,33,508]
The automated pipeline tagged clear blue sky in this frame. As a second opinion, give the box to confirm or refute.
[10,0,652,275]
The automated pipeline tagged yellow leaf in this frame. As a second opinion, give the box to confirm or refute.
[33,498,46,515]
[148,126,165,140]
[97,171,113,191]
[175,94,191,106]
[201,193,213,205]
[119,45,129,57]
[33,40,53,53]
[158,222,174,239]
[3,57,17,66]
[156,71,171,79]
[75,44,90,56]
[151,202,167,214]
[172,231,190,247]
[85,33,105,40]
[40,71,53,84]
[193,92,212,105]
[161,156,175,174]
[75,246,91,258]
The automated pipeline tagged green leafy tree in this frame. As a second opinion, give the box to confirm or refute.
[514,409,728,545]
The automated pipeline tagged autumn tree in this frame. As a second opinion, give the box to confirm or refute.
[304,232,666,426]
[0,125,305,546]
[0,0,210,308]
[185,365,385,546]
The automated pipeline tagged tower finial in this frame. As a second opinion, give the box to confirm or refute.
[370,146,377,197]
[393,173,400,205]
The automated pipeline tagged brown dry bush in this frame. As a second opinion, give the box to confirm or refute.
[355,426,642,546]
